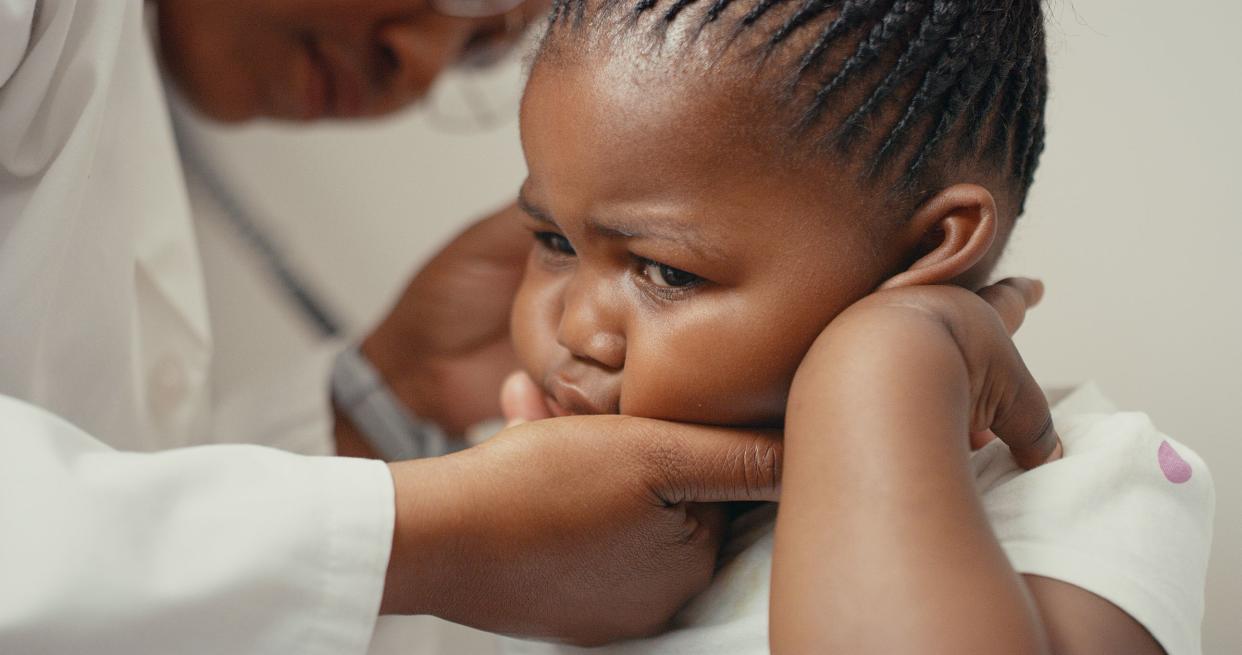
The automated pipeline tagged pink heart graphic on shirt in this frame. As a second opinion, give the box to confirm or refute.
[1158,440,1192,484]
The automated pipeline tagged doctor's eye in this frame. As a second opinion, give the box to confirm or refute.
[640,259,702,289]
[534,231,575,256]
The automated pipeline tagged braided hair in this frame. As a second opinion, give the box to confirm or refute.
[536,0,1048,215]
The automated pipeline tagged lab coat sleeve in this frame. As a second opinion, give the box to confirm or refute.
[0,393,394,655]
[0,0,35,88]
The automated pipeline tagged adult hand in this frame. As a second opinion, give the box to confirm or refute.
[382,415,782,646]
[362,203,530,436]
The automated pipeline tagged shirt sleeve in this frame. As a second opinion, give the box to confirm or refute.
[0,0,35,88]
[0,393,394,655]
[974,411,1215,655]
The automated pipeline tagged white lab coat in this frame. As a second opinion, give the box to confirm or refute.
[0,1,395,652]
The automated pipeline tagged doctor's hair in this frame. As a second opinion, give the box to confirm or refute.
[536,0,1048,215]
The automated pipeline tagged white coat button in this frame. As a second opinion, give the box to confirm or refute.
[149,354,189,417]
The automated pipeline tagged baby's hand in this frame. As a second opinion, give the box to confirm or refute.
[811,278,1062,469]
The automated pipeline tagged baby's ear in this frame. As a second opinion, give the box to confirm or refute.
[878,184,999,290]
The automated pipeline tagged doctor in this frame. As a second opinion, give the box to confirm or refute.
[0,1,781,653]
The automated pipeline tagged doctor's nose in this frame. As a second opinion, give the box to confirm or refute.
[556,274,626,371]
[374,17,474,101]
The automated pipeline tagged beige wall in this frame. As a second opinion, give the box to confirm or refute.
[182,0,1241,651]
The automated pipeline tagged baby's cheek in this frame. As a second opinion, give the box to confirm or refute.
[619,337,793,426]
[510,272,559,383]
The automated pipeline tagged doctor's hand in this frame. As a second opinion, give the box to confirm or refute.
[362,202,529,437]
[381,415,782,646]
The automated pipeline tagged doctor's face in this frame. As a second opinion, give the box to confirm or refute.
[157,0,538,122]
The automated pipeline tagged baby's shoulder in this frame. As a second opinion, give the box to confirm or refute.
[972,382,1213,508]
[971,382,1214,655]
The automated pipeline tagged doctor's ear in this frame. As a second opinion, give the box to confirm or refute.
[878,183,999,290]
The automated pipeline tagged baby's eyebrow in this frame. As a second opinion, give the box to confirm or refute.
[587,216,723,262]
[517,192,554,225]
[518,189,724,262]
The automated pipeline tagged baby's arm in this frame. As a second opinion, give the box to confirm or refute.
[769,280,1163,655]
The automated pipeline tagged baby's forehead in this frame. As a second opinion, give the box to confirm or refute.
[534,6,905,189]
[521,46,896,255]
[540,0,881,108]
[525,59,854,205]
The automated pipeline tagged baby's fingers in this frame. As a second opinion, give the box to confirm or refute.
[500,371,555,426]
[978,278,1044,336]
[987,347,1063,469]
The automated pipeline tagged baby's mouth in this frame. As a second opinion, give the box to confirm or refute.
[544,395,575,418]
[543,375,619,416]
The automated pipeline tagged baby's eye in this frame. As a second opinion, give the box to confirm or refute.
[641,259,702,288]
[534,231,575,256]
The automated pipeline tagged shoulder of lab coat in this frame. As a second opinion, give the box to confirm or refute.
[0,0,35,88]
[0,0,215,450]
[0,393,394,655]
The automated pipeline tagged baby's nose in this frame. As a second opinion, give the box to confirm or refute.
[556,276,626,370]
[559,331,625,371]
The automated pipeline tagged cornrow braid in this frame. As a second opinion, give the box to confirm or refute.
[740,0,792,27]
[703,0,738,23]
[797,0,922,130]
[768,0,839,45]
[634,0,661,14]
[538,0,1050,215]
[832,1,965,143]
[870,2,981,177]
[988,5,1040,164]
[791,1,889,82]
[1015,47,1048,208]
[662,0,700,21]
[900,4,997,182]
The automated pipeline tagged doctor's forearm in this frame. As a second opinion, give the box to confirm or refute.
[380,456,460,616]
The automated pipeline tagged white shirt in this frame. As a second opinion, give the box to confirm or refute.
[500,383,1216,655]
[0,1,395,652]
